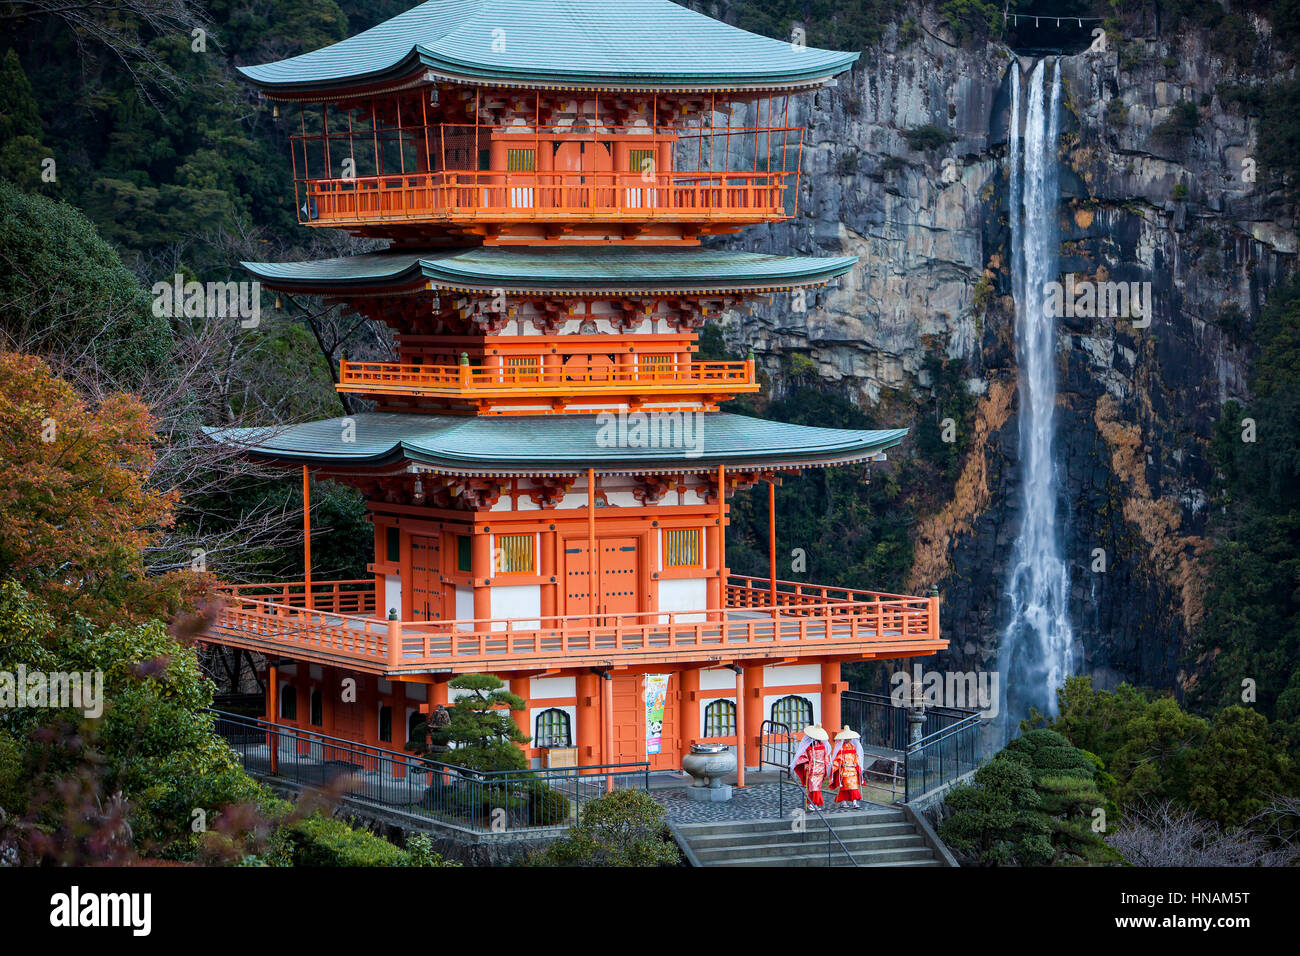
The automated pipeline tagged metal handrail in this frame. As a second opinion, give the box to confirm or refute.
[756,719,857,866]
[805,799,860,867]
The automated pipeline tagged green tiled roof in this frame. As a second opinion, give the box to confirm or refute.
[203,413,905,474]
[237,0,858,95]
[241,247,858,293]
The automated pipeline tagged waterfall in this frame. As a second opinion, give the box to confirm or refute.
[997,59,1074,740]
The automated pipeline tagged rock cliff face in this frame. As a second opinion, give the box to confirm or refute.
[707,4,1295,694]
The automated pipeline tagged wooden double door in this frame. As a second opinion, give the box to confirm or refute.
[563,535,641,624]
[409,534,444,621]
[612,673,680,771]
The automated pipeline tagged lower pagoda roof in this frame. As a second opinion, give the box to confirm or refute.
[203,412,906,477]
[240,247,858,296]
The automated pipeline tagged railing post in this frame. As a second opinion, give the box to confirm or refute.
[387,609,402,667]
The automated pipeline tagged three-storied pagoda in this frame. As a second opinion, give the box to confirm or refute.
[205,0,945,774]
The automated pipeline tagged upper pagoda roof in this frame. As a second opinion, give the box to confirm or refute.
[241,247,858,295]
[203,412,905,476]
[237,0,858,98]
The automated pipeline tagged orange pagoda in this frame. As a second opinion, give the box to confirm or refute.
[204,0,945,777]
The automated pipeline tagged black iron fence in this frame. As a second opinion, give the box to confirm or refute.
[210,709,649,835]
[840,691,983,802]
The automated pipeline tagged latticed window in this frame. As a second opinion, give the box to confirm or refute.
[378,704,393,743]
[704,699,736,738]
[506,149,535,172]
[535,708,571,748]
[495,533,536,575]
[505,355,540,381]
[629,148,655,175]
[771,695,813,730]
[309,688,323,727]
[640,354,672,377]
[664,528,702,568]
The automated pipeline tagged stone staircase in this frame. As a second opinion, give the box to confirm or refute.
[672,807,949,867]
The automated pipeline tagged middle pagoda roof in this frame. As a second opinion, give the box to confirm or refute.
[241,247,858,296]
[204,412,906,477]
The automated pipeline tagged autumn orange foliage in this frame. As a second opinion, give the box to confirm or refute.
[0,351,204,624]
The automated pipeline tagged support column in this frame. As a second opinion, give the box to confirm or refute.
[601,671,614,792]
[302,467,312,602]
[821,660,842,738]
[577,671,600,764]
[732,665,746,788]
[267,664,279,775]
[678,667,700,752]
[586,468,597,618]
[472,528,492,622]
[743,662,765,770]
[540,526,557,619]
[768,479,777,602]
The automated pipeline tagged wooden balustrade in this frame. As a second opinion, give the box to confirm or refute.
[207,576,943,673]
[335,357,757,398]
[298,170,792,227]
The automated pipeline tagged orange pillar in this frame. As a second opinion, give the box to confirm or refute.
[601,671,614,792]
[821,660,842,738]
[302,466,312,604]
[577,671,601,764]
[586,468,597,618]
[509,676,531,759]
[472,529,492,621]
[733,666,746,788]
[743,662,764,769]
[768,479,777,602]
[679,667,700,752]
[267,664,279,774]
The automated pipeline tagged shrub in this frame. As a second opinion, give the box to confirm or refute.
[284,814,410,867]
[536,790,680,867]
[904,124,957,152]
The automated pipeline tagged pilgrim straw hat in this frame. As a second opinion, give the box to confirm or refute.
[803,725,830,742]
[835,726,861,741]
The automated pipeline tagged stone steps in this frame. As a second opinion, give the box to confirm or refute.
[675,808,948,867]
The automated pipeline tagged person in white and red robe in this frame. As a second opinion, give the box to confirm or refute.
[790,725,830,810]
[830,726,865,808]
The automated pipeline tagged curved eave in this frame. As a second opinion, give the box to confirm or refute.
[241,251,858,297]
[202,415,906,478]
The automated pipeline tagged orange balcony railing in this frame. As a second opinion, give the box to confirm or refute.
[204,575,944,675]
[297,170,791,228]
[335,357,758,400]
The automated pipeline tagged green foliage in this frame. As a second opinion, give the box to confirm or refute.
[283,813,414,867]
[409,674,531,774]
[0,580,266,858]
[0,51,48,191]
[1154,101,1200,143]
[941,729,1120,866]
[1044,678,1299,830]
[537,789,680,867]
[0,180,171,381]
[694,0,903,52]
[938,0,1002,43]
[1194,277,1300,721]
[904,124,957,153]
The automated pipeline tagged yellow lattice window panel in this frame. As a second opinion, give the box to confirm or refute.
[506,355,540,381]
[495,533,536,575]
[629,148,655,175]
[640,354,672,376]
[664,528,702,568]
[506,149,536,172]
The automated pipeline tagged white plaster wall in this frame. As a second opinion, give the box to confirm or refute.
[530,676,576,699]
[490,584,541,630]
[763,664,821,686]
[455,586,474,629]
[699,667,736,691]
[383,575,402,619]
[658,577,708,623]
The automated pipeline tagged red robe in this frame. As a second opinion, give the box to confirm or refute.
[830,741,864,803]
[793,740,828,806]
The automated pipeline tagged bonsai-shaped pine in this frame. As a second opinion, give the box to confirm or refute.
[406,674,531,774]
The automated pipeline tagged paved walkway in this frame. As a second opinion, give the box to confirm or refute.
[656,780,891,825]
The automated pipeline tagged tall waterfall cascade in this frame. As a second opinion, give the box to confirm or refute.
[997,59,1075,739]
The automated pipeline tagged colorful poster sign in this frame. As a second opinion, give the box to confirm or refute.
[644,675,670,755]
